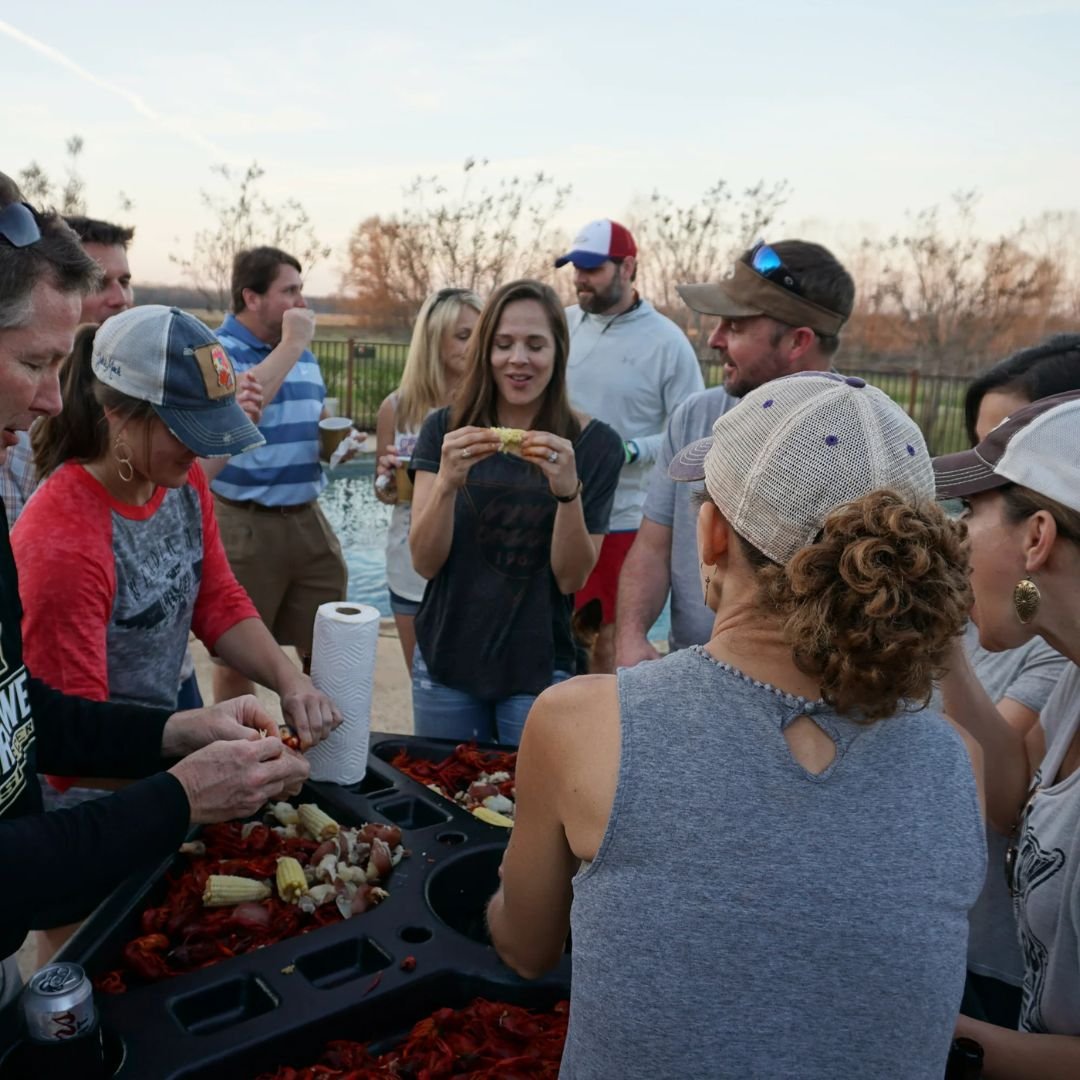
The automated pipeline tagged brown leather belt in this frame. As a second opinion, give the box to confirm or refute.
[214,494,316,516]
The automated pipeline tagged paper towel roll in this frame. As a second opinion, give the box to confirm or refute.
[306,602,381,784]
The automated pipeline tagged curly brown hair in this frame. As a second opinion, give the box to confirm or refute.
[739,490,972,721]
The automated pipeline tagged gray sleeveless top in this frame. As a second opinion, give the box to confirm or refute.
[560,646,985,1080]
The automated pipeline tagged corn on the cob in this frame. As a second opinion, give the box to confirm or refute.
[298,803,339,841]
[275,857,308,903]
[472,806,515,829]
[202,875,272,907]
[269,801,300,826]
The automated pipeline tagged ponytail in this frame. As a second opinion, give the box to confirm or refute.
[32,323,155,481]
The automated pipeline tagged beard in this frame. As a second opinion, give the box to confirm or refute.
[578,277,625,315]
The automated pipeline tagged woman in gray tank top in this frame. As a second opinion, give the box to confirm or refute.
[936,389,1080,1076]
[488,371,986,1079]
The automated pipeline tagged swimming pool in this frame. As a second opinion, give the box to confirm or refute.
[318,458,393,617]
[318,457,672,642]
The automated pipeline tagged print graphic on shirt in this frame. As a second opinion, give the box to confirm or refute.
[116,558,203,631]
[0,665,33,813]
[1017,823,1067,1032]
[469,485,555,579]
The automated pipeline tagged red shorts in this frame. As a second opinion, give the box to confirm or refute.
[574,530,637,624]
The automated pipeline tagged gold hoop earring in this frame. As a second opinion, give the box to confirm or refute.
[1013,577,1041,624]
[114,436,134,484]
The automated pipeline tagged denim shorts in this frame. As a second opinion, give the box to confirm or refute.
[388,588,422,618]
[410,649,570,747]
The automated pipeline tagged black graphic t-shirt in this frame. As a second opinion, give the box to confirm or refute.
[412,408,622,700]
[0,510,190,959]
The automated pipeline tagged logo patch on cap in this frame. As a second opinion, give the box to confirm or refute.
[193,343,236,399]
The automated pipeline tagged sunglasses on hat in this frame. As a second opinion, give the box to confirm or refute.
[750,241,804,297]
[0,203,42,248]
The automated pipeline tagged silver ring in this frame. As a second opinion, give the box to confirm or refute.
[461,448,471,459]
[547,449,558,463]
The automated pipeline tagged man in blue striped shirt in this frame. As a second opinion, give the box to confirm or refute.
[211,247,347,701]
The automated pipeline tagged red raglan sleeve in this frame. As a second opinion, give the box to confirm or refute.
[189,464,259,652]
[11,467,115,703]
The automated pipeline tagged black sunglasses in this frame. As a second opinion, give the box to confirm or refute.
[431,287,471,308]
[749,240,804,297]
[0,203,42,248]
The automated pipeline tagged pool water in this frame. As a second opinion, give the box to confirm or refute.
[319,459,393,617]
[318,459,672,642]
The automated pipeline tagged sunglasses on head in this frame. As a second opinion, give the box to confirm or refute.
[0,202,42,248]
[750,241,804,297]
[431,287,470,308]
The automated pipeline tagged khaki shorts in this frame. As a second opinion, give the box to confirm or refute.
[213,497,348,656]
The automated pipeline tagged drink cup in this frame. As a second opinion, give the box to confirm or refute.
[395,457,414,503]
[319,417,353,462]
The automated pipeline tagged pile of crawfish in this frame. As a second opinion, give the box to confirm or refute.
[390,743,517,819]
[95,812,403,994]
[256,997,569,1079]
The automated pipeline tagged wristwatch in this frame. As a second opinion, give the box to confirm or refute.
[624,439,640,465]
[554,479,583,503]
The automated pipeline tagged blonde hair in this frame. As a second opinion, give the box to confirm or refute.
[396,287,482,433]
[730,490,972,721]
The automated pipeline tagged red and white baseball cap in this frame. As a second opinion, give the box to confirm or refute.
[554,219,637,269]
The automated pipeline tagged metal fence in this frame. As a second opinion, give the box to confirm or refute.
[700,356,972,456]
[315,338,974,457]
[312,339,411,431]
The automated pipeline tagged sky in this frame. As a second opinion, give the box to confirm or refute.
[3,0,1080,295]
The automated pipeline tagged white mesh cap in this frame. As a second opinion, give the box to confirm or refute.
[933,390,1080,514]
[669,372,934,564]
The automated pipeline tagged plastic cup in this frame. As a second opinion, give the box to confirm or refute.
[319,417,353,462]
[395,458,413,503]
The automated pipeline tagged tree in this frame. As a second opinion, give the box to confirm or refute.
[628,179,790,342]
[171,162,331,312]
[18,136,87,214]
[856,192,1062,376]
[340,158,571,329]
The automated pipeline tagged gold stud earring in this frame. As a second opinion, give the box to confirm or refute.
[1013,577,1041,624]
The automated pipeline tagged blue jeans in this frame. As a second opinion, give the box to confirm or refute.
[176,671,204,710]
[411,649,569,747]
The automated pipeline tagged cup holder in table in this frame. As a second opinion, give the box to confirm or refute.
[372,795,451,830]
[169,975,278,1036]
[295,936,392,991]
[424,846,503,944]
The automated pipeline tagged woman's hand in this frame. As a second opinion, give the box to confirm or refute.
[521,431,578,500]
[277,672,342,750]
[438,426,500,489]
[236,371,265,425]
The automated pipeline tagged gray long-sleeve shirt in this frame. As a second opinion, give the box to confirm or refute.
[565,299,703,531]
